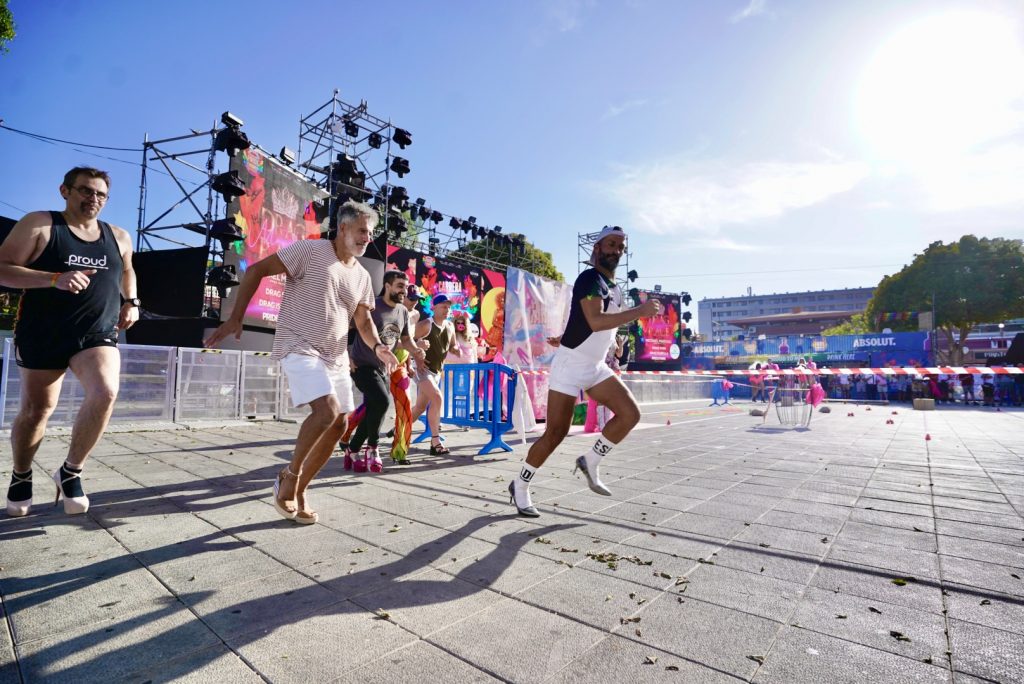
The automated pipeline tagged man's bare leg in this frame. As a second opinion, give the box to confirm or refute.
[570,376,641,496]
[7,367,65,515]
[65,347,120,467]
[509,391,576,515]
[10,368,65,473]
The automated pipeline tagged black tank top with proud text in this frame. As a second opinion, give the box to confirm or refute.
[16,211,123,335]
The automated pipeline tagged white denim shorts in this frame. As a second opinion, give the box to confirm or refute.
[281,353,355,411]
[547,347,615,397]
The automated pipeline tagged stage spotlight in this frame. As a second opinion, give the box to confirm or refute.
[417,205,430,221]
[220,111,244,128]
[213,127,250,157]
[415,198,426,207]
[279,146,296,165]
[390,156,410,178]
[368,132,383,149]
[683,328,693,340]
[628,287,639,302]
[392,128,412,149]
[681,292,692,306]
[683,311,692,322]
[211,170,247,205]
[467,216,477,225]
[429,210,443,224]
[449,217,463,230]
[209,218,245,250]
[331,154,359,181]
[342,115,360,138]
[627,270,639,283]
[206,264,240,298]
[653,284,662,293]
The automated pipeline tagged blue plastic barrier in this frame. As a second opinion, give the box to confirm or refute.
[413,363,518,455]
[709,378,732,406]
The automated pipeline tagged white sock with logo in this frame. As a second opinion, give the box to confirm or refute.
[585,435,617,471]
[514,463,536,508]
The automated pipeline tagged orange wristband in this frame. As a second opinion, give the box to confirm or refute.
[50,272,61,287]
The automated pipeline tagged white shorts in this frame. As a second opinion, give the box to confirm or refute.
[281,353,355,411]
[547,347,615,397]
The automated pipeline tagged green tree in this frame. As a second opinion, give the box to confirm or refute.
[821,312,874,336]
[866,235,1024,364]
[0,0,14,54]
[451,232,564,281]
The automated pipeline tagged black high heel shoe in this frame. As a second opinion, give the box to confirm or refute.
[508,481,539,518]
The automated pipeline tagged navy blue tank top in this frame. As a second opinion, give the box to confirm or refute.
[16,211,123,335]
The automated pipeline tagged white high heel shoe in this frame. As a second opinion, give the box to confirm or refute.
[52,466,89,515]
[5,471,33,517]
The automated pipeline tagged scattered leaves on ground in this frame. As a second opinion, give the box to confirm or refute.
[665,664,679,671]
[351,548,367,554]
[890,578,908,586]
[980,599,991,606]
[643,656,658,665]
[620,616,641,624]
[558,547,578,553]
[747,655,765,664]
[835,614,847,619]
[758,543,771,548]
[889,630,911,642]
[374,609,391,620]
[534,537,552,545]
[868,606,882,614]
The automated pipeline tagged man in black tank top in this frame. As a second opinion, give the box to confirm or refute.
[0,167,139,517]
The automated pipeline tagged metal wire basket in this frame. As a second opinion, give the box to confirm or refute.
[763,384,814,428]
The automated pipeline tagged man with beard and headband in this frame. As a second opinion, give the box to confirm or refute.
[1,167,139,517]
[509,225,660,517]
[342,270,426,473]
[206,201,398,525]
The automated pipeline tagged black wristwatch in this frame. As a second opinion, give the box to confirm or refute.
[124,297,141,308]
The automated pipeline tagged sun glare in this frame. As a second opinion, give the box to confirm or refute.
[856,11,1024,165]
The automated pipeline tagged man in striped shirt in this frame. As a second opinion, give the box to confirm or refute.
[206,201,398,525]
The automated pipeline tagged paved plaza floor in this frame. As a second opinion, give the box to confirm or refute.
[0,400,1022,683]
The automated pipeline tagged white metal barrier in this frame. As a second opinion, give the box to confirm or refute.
[240,351,280,419]
[0,341,714,430]
[174,348,242,422]
[0,339,176,429]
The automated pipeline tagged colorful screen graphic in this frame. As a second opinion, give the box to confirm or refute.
[385,246,505,361]
[633,291,682,364]
[221,148,329,329]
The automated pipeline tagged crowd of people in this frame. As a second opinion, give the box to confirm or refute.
[3,167,654,526]
[745,358,1024,408]
[819,370,1024,406]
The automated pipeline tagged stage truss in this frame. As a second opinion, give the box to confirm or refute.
[134,95,563,312]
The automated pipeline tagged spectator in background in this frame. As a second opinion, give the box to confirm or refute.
[961,373,977,405]
[937,373,951,404]
[981,374,996,406]
[865,373,878,401]
[837,372,850,400]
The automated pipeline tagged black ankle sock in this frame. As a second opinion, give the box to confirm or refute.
[59,463,85,499]
[7,469,32,502]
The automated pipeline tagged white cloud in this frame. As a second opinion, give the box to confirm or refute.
[601,157,869,237]
[544,0,590,33]
[730,0,767,23]
[601,99,648,120]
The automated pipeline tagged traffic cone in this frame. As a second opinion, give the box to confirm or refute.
[925,434,932,441]
[666,419,671,426]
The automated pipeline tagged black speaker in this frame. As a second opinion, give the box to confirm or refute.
[133,247,208,317]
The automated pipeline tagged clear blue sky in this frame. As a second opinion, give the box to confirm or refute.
[2,0,1022,331]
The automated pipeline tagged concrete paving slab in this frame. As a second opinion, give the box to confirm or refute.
[335,639,499,683]
[1,403,1021,681]
[750,627,949,683]
[947,618,1024,683]
[426,597,605,684]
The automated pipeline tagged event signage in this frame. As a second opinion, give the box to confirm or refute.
[222,148,328,329]
[633,291,682,364]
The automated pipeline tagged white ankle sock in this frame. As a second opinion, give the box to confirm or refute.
[585,435,617,469]
[514,463,536,508]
